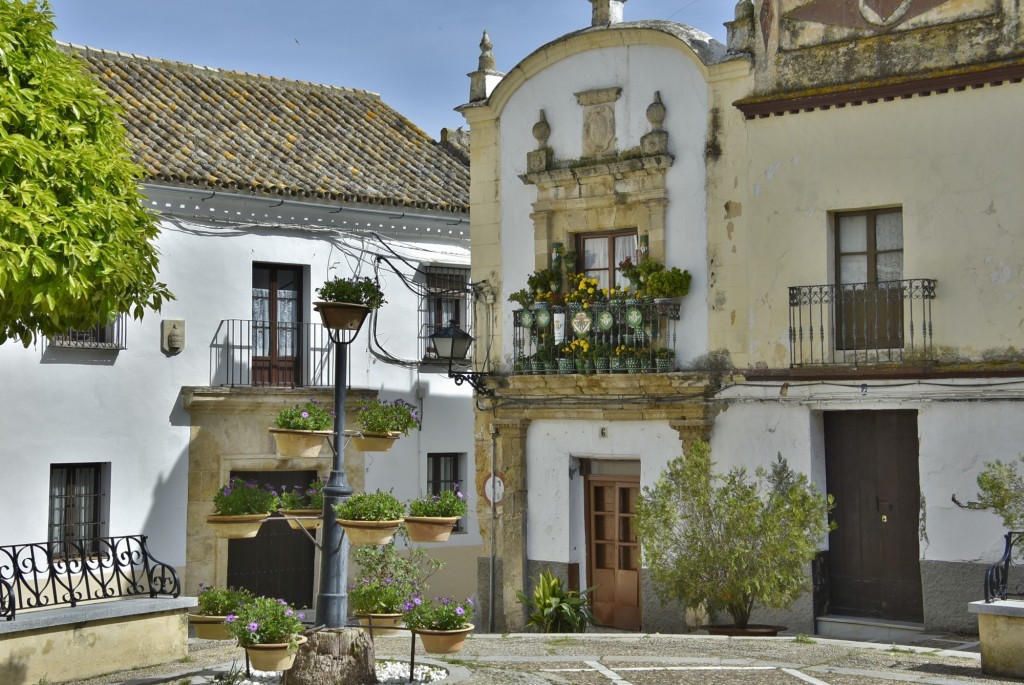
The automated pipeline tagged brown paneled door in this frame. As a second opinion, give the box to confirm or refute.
[824,410,922,622]
[228,470,317,609]
[586,476,641,630]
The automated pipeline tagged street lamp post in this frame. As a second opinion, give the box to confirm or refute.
[314,303,370,628]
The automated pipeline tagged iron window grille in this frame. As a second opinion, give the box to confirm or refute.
[427,452,465,533]
[419,265,471,361]
[48,463,109,558]
[49,316,127,350]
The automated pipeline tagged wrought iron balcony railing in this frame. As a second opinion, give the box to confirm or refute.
[511,299,681,375]
[788,278,936,367]
[210,319,335,387]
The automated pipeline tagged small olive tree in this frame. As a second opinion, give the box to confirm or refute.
[975,456,1024,529]
[0,0,171,346]
[634,440,834,629]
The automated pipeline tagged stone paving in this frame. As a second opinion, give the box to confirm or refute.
[62,631,1001,685]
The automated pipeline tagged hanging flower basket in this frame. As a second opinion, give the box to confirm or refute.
[187,614,233,640]
[415,625,474,654]
[313,301,371,330]
[245,635,307,671]
[269,428,332,458]
[206,514,271,539]
[404,516,460,543]
[337,519,404,546]
[279,509,323,531]
[355,613,404,637]
[345,430,401,452]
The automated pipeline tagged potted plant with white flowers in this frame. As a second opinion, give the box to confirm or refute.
[269,398,333,458]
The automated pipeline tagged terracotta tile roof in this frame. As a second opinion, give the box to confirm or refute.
[66,45,469,214]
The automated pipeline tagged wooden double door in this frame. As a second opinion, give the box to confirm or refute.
[586,476,641,630]
[824,410,922,622]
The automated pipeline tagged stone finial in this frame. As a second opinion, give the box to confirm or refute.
[479,30,495,71]
[726,0,755,54]
[532,110,551,149]
[646,91,666,130]
[468,30,505,103]
[589,0,626,26]
[641,91,669,156]
[527,110,554,173]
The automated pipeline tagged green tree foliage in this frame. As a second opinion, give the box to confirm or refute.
[634,440,834,629]
[976,456,1024,529]
[0,0,171,346]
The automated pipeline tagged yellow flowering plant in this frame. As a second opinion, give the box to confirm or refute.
[565,274,602,307]
[562,339,591,357]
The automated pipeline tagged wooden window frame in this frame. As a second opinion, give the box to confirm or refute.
[575,229,638,288]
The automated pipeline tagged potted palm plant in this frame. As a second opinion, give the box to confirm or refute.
[346,398,420,452]
[206,477,280,539]
[226,596,307,671]
[269,398,334,458]
[333,490,405,546]
[404,486,468,542]
[402,595,475,654]
[188,584,254,640]
[314,275,386,330]
[278,477,326,530]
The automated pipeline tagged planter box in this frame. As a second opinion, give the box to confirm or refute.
[970,599,1024,677]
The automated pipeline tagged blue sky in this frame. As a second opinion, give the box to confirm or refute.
[49,0,733,140]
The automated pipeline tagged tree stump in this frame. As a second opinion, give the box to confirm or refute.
[285,628,377,685]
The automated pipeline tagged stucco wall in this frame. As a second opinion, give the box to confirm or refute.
[0,205,479,587]
[713,83,1024,367]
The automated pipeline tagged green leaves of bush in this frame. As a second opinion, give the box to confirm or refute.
[515,570,596,633]
[0,1,171,345]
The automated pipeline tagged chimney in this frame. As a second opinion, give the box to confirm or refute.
[590,0,626,26]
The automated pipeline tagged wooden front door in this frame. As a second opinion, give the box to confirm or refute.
[586,476,641,630]
[227,470,317,609]
[252,264,302,387]
[824,410,922,622]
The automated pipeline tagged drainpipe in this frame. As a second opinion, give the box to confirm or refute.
[488,423,498,633]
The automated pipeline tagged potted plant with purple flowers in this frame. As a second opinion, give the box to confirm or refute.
[402,594,475,654]
[206,477,280,539]
[345,398,421,452]
[269,398,334,458]
[278,477,326,530]
[333,490,405,546]
[314,275,386,331]
[225,596,308,671]
[349,541,443,636]
[188,584,254,640]
[404,485,468,543]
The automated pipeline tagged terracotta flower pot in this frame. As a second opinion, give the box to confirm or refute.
[188,614,232,640]
[313,301,370,330]
[416,624,474,654]
[269,428,331,458]
[244,635,307,671]
[278,509,323,530]
[345,430,401,452]
[404,516,459,543]
[206,513,270,539]
[355,613,404,637]
[337,519,404,546]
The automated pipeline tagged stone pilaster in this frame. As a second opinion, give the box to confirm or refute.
[670,418,713,452]
[492,418,531,631]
